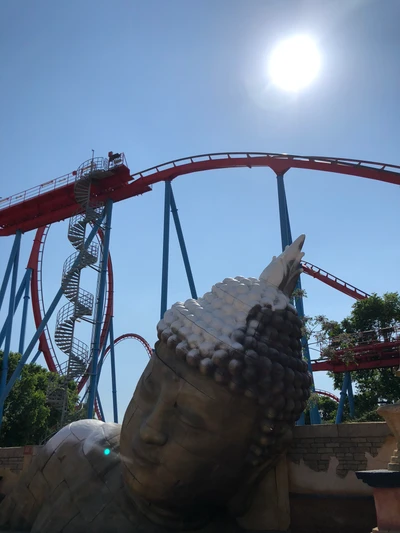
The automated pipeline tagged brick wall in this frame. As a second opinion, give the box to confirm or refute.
[0,445,41,497]
[289,422,392,477]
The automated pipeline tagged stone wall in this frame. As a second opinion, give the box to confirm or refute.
[290,422,392,480]
[0,424,395,533]
[289,422,394,495]
[289,422,395,533]
[0,446,41,499]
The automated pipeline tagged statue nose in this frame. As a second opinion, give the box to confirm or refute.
[139,412,168,446]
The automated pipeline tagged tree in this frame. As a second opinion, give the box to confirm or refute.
[305,393,339,424]
[305,293,400,422]
[0,352,80,446]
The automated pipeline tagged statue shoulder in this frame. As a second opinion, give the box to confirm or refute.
[0,420,123,532]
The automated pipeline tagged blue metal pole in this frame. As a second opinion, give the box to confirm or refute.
[96,392,105,422]
[109,318,118,423]
[18,268,32,354]
[276,174,292,250]
[0,234,22,313]
[160,181,172,319]
[97,334,110,378]
[0,269,31,350]
[31,350,41,364]
[170,187,197,299]
[87,199,113,420]
[0,212,105,405]
[347,373,355,418]
[336,372,350,423]
[276,174,321,425]
[0,230,22,431]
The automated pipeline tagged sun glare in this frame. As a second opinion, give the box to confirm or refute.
[269,35,321,92]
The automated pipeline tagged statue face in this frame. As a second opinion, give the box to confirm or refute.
[120,342,257,509]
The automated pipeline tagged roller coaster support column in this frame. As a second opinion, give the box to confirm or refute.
[0,230,22,431]
[31,350,41,364]
[109,318,118,423]
[0,211,106,414]
[19,268,32,354]
[161,181,198,319]
[87,199,113,420]
[335,372,355,423]
[276,174,321,425]
[0,268,32,350]
[161,181,172,319]
[0,232,22,313]
[347,374,355,418]
[336,372,349,423]
[96,392,105,422]
[170,187,197,300]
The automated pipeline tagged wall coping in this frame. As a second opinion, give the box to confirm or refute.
[294,421,391,439]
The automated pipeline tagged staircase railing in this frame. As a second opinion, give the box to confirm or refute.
[51,158,109,422]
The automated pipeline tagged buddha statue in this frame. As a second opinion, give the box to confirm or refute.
[0,235,311,533]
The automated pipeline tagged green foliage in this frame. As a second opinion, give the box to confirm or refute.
[305,394,340,424]
[0,352,79,446]
[309,292,400,422]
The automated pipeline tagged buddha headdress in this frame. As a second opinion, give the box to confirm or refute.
[156,235,312,465]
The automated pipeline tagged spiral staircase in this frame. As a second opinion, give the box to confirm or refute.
[48,158,111,422]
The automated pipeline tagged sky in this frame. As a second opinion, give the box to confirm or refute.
[0,0,399,423]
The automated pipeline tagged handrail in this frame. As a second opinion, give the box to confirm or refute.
[0,152,126,212]
[301,261,370,300]
[0,171,77,211]
[130,151,400,179]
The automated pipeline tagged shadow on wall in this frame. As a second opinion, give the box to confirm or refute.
[288,422,394,533]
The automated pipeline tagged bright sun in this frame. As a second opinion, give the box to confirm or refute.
[269,35,321,92]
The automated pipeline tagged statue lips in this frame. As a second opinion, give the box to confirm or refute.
[132,445,160,468]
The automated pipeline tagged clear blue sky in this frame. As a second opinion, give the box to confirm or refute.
[0,0,399,422]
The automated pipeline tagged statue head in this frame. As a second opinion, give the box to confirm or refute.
[120,236,311,528]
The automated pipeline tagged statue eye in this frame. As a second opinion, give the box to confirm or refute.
[174,404,205,430]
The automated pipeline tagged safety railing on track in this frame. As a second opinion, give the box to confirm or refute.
[301,261,370,300]
[1,152,399,213]
[315,324,400,362]
[130,152,400,179]
[0,171,78,211]
[0,153,127,212]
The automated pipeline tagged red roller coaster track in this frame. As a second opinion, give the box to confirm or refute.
[312,329,400,373]
[102,333,153,361]
[314,389,340,402]
[301,262,370,300]
[1,152,400,236]
[5,151,398,412]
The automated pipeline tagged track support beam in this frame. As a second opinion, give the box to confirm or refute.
[276,174,320,425]
[19,268,32,354]
[109,318,118,423]
[0,268,32,350]
[170,187,197,299]
[336,371,355,423]
[160,181,172,319]
[87,199,113,420]
[0,230,22,431]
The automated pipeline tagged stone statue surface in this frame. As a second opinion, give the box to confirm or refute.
[0,235,311,532]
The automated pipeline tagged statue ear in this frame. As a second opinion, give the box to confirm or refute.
[226,456,278,518]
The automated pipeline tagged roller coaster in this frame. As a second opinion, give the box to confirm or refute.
[0,151,399,429]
